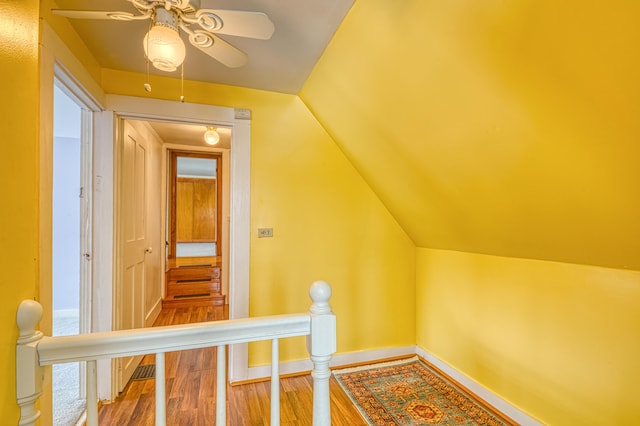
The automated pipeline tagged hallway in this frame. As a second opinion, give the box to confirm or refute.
[98,305,363,425]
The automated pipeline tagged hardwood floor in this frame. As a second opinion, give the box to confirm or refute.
[98,305,365,425]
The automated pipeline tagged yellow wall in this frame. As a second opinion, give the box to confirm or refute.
[301,0,640,271]
[7,1,637,423]
[102,69,417,365]
[416,248,640,425]
[0,1,40,421]
[300,1,640,422]
[247,95,416,363]
[302,0,640,423]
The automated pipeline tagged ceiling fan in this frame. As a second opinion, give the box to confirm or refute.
[52,0,275,72]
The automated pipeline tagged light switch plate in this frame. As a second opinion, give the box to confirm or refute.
[258,228,273,238]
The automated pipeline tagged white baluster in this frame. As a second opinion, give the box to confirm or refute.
[86,360,98,425]
[216,345,226,424]
[307,281,336,426]
[16,299,44,426]
[156,352,166,425]
[271,338,280,426]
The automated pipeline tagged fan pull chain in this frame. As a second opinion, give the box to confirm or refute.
[144,59,152,92]
[144,18,152,92]
[180,62,185,102]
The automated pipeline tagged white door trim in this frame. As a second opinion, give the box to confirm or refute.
[102,95,251,389]
[93,110,115,401]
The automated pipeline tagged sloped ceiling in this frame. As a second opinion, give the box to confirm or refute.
[301,0,640,270]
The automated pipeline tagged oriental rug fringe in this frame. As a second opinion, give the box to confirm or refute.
[333,357,512,425]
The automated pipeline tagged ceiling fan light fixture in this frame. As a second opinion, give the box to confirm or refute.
[204,127,220,145]
[143,9,185,72]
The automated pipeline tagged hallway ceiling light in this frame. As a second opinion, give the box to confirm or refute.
[204,127,220,145]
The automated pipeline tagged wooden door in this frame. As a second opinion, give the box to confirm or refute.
[117,121,147,391]
[168,151,222,259]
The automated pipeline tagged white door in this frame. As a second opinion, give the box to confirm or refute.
[117,121,147,391]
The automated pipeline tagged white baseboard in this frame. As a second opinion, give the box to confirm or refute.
[330,345,416,369]
[245,346,416,382]
[145,298,162,327]
[416,346,542,426]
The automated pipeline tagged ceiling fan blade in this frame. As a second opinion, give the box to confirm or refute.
[193,9,275,40]
[51,9,150,21]
[186,29,248,68]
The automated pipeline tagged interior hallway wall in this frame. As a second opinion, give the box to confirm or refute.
[52,135,81,311]
[52,84,82,312]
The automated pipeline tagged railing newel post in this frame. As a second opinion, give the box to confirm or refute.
[307,281,336,426]
[16,300,45,426]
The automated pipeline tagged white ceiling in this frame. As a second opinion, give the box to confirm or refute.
[145,120,232,149]
[53,0,355,94]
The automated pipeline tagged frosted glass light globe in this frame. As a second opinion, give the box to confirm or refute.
[143,24,186,72]
[204,127,220,145]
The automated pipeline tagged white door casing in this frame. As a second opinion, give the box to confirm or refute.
[78,103,94,400]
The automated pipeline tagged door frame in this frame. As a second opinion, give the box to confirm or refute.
[50,72,96,409]
[99,95,251,399]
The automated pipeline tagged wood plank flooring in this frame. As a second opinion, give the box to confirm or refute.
[98,305,365,425]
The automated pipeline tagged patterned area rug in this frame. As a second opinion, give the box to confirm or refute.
[333,357,511,425]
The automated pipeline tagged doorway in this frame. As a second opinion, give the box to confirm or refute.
[163,150,226,307]
[169,151,222,259]
[95,97,252,399]
[52,81,92,425]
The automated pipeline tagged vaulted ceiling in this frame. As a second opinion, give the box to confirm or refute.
[299,0,640,271]
[48,0,640,271]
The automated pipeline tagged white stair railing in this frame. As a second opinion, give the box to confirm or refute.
[16,281,336,426]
